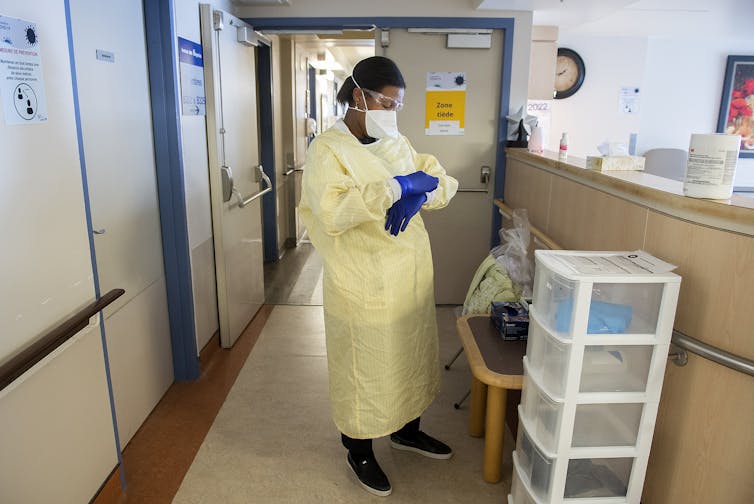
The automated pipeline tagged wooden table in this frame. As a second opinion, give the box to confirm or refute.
[456,314,526,483]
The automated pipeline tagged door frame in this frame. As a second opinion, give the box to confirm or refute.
[143,0,199,381]
[243,16,515,247]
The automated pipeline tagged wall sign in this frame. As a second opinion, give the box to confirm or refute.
[0,15,48,124]
[425,71,465,135]
[178,37,205,116]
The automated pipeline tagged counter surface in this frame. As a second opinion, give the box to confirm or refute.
[506,149,754,236]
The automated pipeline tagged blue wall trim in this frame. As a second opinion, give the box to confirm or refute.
[258,44,279,262]
[63,0,125,489]
[246,16,514,247]
[143,0,199,381]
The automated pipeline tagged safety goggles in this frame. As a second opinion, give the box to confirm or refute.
[362,88,404,112]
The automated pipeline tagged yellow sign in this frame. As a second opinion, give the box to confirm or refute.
[425,90,466,135]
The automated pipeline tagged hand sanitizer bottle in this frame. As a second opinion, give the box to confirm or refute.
[558,132,569,161]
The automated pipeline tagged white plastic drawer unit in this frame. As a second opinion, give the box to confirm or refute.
[515,421,636,501]
[532,251,679,338]
[510,464,538,504]
[520,367,645,454]
[516,420,555,501]
[521,369,562,453]
[526,316,656,397]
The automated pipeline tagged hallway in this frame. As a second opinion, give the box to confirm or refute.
[95,247,514,503]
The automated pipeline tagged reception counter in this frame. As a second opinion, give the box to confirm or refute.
[502,148,754,503]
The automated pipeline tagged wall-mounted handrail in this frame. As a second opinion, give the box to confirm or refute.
[670,330,754,377]
[0,288,125,391]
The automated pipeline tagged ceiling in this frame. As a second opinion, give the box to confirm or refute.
[252,0,751,75]
[475,0,751,37]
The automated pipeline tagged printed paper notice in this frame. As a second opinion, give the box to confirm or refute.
[555,251,677,275]
[425,71,465,135]
[619,87,640,114]
[0,15,48,124]
[178,37,205,116]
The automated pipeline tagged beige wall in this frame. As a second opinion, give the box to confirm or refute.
[504,154,754,503]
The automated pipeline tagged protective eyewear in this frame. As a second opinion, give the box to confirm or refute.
[362,88,404,112]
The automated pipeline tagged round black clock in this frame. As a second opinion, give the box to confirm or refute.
[554,48,585,99]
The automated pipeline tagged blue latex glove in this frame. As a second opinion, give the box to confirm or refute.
[394,171,439,196]
[385,193,427,236]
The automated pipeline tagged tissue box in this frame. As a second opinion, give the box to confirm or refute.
[490,301,529,340]
[586,156,645,171]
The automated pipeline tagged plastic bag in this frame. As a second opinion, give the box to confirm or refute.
[490,208,534,298]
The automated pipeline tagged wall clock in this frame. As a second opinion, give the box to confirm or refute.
[554,47,585,99]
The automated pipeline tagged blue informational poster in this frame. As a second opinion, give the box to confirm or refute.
[178,37,205,116]
[0,15,48,124]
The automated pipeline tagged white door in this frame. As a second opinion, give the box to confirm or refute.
[378,29,503,304]
[201,6,266,348]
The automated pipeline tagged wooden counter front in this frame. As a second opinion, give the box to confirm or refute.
[502,148,754,503]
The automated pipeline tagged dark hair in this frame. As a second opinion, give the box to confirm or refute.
[336,56,406,106]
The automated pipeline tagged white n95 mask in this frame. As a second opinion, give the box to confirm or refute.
[365,109,399,139]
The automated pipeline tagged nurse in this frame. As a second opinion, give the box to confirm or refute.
[299,56,459,496]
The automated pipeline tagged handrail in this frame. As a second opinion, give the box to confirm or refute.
[495,199,563,250]
[670,330,754,377]
[0,288,125,391]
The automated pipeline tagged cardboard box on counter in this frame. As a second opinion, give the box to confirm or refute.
[586,155,645,172]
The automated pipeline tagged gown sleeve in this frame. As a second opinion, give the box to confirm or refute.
[302,139,394,236]
[409,145,459,211]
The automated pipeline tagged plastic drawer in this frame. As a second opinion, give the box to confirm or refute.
[533,256,668,336]
[565,457,634,498]
[515,420,555,501]
[525,314,571,399]
[521,368,563,453]
[510,461,538,504]
[532,264,577,335]
[572,403,644,447]
[580,345,654,393]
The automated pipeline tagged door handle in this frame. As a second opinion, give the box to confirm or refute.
[480,165,491,184]
[234,165,272,208]
[457,165,492,192]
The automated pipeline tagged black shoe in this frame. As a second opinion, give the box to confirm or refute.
[390,431,453,460]
[347,452,392,497]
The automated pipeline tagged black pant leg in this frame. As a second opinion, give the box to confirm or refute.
[393,417,421,438]
[341,433,374,457]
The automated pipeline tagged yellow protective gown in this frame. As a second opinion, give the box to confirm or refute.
[299,120,458,439]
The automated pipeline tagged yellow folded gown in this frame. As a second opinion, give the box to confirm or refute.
[299,121,458,438]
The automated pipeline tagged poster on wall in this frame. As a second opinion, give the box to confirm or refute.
[425,71,465,135]
[0,15,48,125]
[178,37,205,116]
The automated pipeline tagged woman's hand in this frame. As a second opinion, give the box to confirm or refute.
[394,171,438,196]
[385,193,427,236]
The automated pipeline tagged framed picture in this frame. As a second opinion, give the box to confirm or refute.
[717,55,754,158]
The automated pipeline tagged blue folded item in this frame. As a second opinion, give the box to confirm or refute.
[555,299,633,333]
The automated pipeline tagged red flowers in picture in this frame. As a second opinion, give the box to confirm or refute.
[720,57,754,155]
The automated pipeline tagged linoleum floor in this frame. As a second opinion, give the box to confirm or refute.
[95,245,514,503]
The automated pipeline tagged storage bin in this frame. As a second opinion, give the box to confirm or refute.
[572,403,644,448]
[532,266,577,335]
[564,457,634,498]
[533,253,670,336]
[516,420,555,501]
[510,460,539,504]
[526,314,571,399]
[521,369,562,453]
[580,345,653,393]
